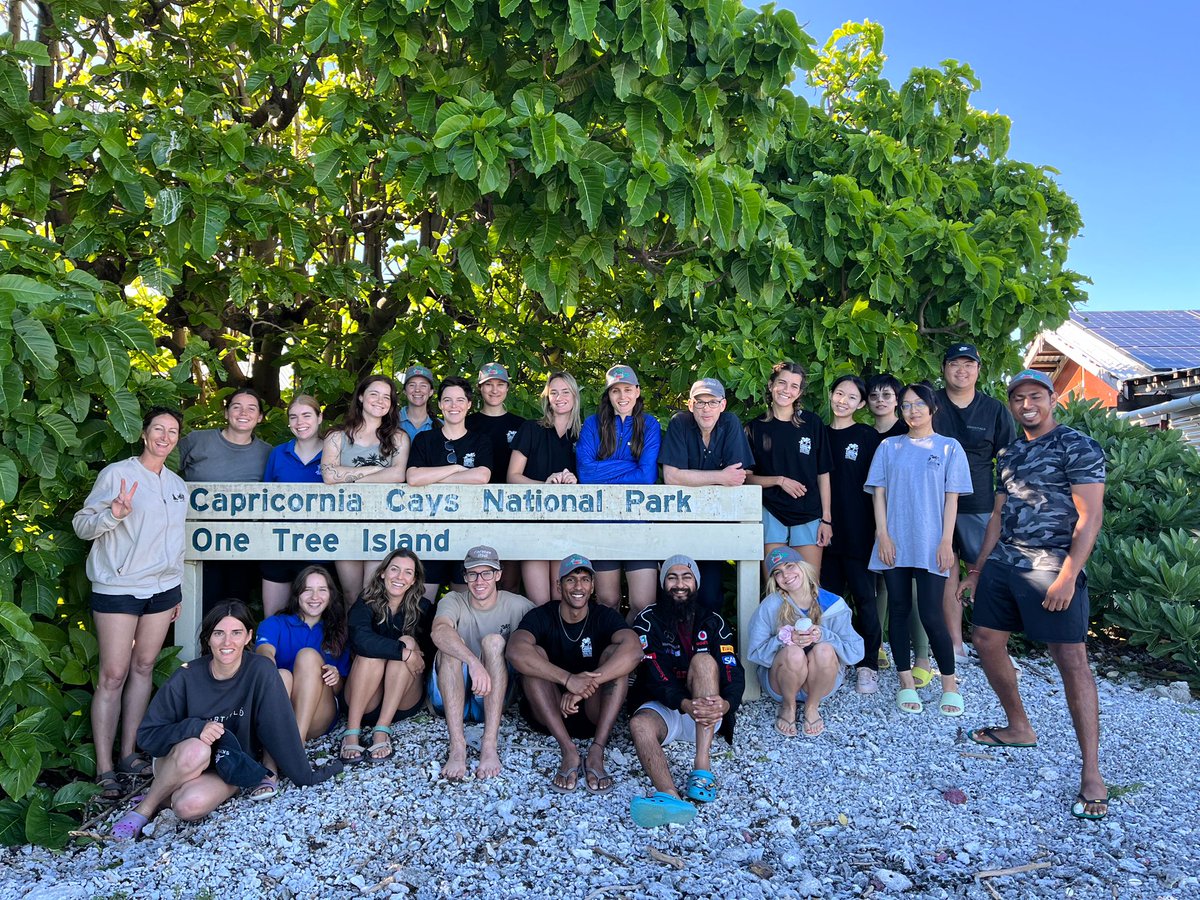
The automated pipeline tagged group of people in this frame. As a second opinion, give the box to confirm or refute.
[73,345,1111,838]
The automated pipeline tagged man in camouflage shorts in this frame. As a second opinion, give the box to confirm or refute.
[957,371,1109,820]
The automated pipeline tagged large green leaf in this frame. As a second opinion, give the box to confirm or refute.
[40,413,78,451]
[568,0,599,39]
[20,577,57,620]
[0,364,23,417]
[88,329,132,391]
[568,161,605,230]
[0,449,17,503]
[191,197,230,259]
[152,187,183,227]
[0,275,58,308]
[11,312,58,377]
[104,388,142,443]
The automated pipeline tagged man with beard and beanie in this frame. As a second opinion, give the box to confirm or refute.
[627,555,745,827]
[507,553,644,794]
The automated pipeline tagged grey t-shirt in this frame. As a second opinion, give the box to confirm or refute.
[865,433,973,575]
[178,429,272,481]
[435,589,534,657]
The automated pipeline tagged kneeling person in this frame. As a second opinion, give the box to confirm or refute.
[628,556,744,827]
[430,546,533,780]
[508,554,643,793]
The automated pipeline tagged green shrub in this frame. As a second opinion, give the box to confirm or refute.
[1059,399,1200,674]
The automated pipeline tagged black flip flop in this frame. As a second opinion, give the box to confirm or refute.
[969,726,1037,749]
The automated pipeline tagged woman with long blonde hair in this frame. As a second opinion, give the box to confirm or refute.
[747,548,863,738]
[508,371,582,604]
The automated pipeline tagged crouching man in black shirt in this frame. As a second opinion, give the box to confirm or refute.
[507,553,643,793]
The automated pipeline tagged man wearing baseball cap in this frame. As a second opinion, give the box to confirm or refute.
[660,377,756,614]
[400,364,438,441]
[467,362,527,489]
[506,553,643,793]
[627,555,744,827]
[429,545,533,780]
[957,370,1109,820]
[933,342,1016,665]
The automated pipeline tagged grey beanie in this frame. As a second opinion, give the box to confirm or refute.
[659,555,700,589]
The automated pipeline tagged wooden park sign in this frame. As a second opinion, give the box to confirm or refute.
[181,482,766,697]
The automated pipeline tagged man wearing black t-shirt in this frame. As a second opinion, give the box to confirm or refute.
[933,344,1016,664]
[660,377,755,614]
[408,377,494,595]
[507,554,642,793]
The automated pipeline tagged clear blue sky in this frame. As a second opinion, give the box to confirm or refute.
[781,1,1198,312]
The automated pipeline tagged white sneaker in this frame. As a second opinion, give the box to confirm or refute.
[856,668,880,694]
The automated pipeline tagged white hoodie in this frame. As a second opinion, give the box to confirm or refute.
[73,457,188,597]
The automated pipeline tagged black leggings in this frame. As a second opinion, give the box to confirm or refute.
[881,567,954,677]
[820,553,881,671]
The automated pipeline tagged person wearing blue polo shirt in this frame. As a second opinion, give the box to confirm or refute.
[400,364,439,441]
[660,377,755,614]
[261,395,327,617]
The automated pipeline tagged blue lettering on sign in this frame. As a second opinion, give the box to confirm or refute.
[190,528,250,553]
[190,486,363,516]
[385,489,460,515]
[624,490,693,514]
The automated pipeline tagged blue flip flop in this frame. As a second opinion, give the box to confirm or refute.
[630,792,697,828]
[685,769,717,803]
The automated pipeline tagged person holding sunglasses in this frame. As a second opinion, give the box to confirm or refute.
[865,382,971,718]
[429,546,533,781]
[407,377,494,597]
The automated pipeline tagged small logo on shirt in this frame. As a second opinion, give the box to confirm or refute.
[798,438,812,455]
[697,630,708,642]
[927,455,943,468]
[845,443,859,461]
[638,634,648,648]
[581,637,593,658]
[506,430,518,444]
[499,624,511,638]
[463,452,476,468]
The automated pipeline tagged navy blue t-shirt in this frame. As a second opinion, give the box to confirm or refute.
[659,411,755,472]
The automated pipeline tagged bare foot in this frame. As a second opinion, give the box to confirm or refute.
[552,748,583,790]
[476,746,502,780]
[441,745,468,781]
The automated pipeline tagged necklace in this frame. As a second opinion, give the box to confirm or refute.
[558,606,590,644]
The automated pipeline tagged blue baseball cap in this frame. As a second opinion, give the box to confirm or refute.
[1006,369,1055,396]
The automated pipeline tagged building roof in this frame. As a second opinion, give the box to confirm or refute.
[1024,309,1200,391]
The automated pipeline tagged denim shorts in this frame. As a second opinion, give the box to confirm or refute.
[762,509,820,547]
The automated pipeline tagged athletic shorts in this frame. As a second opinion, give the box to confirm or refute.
[763,509,820,547]
[91,584,182,616]
[953,513,991,564]
[427,659,517,722]
[972,560,1090,644]
[634,701,722,745]
[592,559,658,573]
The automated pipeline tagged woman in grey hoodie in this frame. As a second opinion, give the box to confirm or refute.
[73,407,189,800]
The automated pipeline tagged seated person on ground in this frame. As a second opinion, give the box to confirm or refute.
[110,601,342,841]
[507,553,643,793]
[430,546,533,781]
[747,548,864,738]
[255,566,351,784]
[341,549,433,763]
[627,556,745,828]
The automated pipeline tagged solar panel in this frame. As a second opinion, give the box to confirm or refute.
[1068,310,1200,371]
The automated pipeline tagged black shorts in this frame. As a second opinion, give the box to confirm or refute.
[973,561,1089,644]
[422,560,465,586]
[592,559,657,574]
[91,584,182,616]
[518,697,597,739]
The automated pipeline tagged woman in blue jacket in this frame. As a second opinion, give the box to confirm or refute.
[576,365,662,617]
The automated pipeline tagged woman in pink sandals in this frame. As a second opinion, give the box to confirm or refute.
[110,602,341,840]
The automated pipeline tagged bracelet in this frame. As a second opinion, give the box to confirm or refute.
[968,568,981,576]
[820,518,831,526]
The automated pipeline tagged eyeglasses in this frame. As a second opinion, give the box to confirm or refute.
[444,441,457,464]
[900,401,928,411]
[691,399,722,410]
[463,569,499,582]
